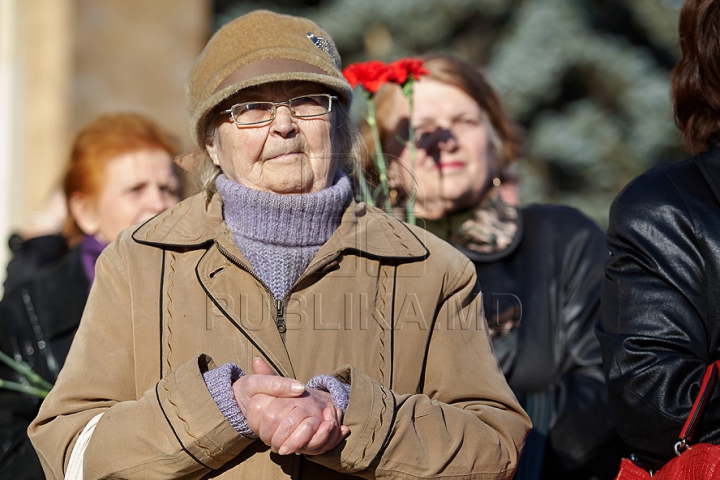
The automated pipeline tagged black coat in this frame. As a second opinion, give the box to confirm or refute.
[0,245,88,479]
[598,147,720,470]
[459,204,621,480]
[3,233,67,294]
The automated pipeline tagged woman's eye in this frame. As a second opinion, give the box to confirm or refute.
[161,185,179,195]
[292,96,319,107]
[457,118,479,126]
[414,129,433,143]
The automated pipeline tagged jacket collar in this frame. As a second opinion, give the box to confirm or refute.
[132,191,428,260]
[695,147,720,207]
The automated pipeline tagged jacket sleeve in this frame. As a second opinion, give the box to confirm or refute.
[0,292,46,479]
[309,259,532,479]
[27,246,256,479]
[545,210,618,470]
[597,169,717,467]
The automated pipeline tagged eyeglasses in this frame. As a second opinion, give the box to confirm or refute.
[220,94,338,127]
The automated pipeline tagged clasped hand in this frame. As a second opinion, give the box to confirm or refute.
[232,357,350,456]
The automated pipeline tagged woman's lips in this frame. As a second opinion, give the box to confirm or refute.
[437,160,465,171]
[266,151,304,162]
[262,141,306,162]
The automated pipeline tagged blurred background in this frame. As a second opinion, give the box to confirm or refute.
[0,0,684,289]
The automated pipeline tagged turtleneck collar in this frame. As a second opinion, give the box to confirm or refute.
[215,172,354,300]
[216,172,353,247]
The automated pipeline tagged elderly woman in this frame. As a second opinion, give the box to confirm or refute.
[369,54,619,479]
[28,10,530,480]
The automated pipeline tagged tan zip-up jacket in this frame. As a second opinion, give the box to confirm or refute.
[29,192,530,479]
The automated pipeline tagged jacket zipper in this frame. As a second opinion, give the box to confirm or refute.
[214,241,341,338]
[275,299,286,334]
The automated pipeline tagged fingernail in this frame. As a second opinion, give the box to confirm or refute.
[278,447,289,455]
[291,382,305,394]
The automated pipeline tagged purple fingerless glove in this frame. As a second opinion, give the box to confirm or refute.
[203,364,350,438]
[202,363,257,438]
[306,373,350,413]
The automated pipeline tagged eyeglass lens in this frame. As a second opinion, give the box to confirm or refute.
[231,95,333,125]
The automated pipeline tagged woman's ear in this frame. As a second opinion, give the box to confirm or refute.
[205,130,221,167]
[68,193,99,236]
[387,160,402,189]
[388,158,413,189]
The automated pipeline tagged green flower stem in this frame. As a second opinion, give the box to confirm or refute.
[403,78,417,225]
[356,162,375,207]
[0,378,49,399]
[364,91,392,214]
[0,349,53,391]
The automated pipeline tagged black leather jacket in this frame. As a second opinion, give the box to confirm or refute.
[460,204,621,480]
[597,147,720,470]
[0,245,88,479]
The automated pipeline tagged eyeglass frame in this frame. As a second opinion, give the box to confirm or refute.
[219,93,339,127]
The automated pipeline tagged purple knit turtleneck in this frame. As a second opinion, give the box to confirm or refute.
[215,172,353,300]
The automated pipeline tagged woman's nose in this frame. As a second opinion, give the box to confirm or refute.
[271,105,297,137]
[438,129,459,151]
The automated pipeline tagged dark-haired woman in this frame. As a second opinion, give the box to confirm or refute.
[596,0,720,471]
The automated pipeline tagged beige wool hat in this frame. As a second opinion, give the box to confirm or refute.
[185,9,353,152]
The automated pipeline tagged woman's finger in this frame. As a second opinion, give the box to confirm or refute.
[251,357,277,376]
[276,415,324,455]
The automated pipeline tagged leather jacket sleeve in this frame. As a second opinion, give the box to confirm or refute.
[597,164,720,468]
[470,205,617,474]
[545,210,617,470]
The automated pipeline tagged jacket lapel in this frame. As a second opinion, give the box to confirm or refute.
[695,147,720,206]
[132,192,221,248]
[196,242,295,379]
[313,202,428,261]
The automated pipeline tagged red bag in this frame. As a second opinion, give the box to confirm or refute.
[616,361,720,479]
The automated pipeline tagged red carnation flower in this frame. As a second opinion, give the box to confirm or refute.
[387,58,429,85]
[342,61,390,93]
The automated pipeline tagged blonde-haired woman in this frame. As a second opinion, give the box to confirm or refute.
[370,53,620,480]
